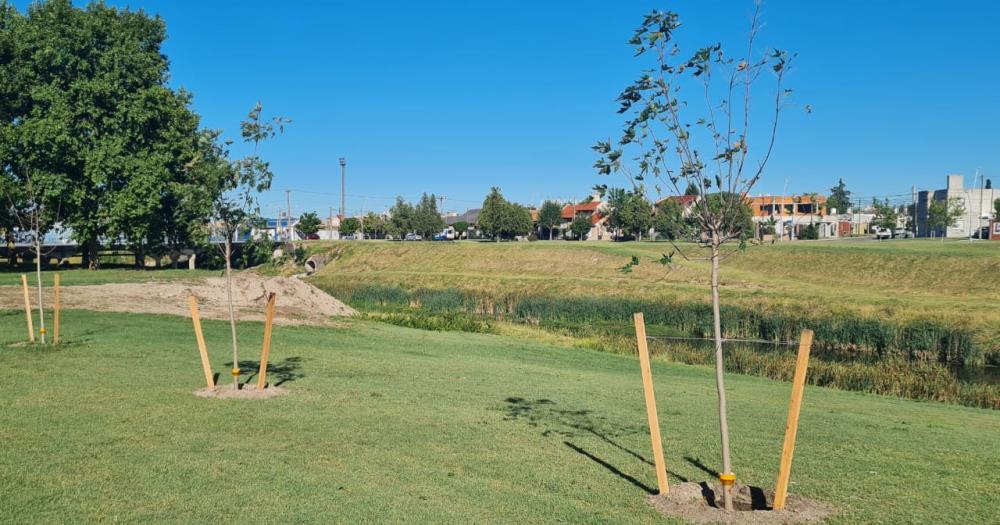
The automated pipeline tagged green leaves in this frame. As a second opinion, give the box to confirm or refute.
[618,255,640,274]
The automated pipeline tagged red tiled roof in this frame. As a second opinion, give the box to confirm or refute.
[561,202,602,219]
[657,195,698,206]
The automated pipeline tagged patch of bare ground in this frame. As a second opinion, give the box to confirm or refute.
[194,384,289,399]
[0,271,354,326]
[647,482,835,524]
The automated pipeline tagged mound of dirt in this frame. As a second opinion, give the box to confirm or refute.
[195,384,289,399]
[647,482,834,524]
[0,271,354,326]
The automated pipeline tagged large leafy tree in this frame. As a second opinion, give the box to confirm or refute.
[927,197,964,239]
[537,200,563,240]
[607,187,653,240]
[826,178,851,215]
[2,0,210,268]
[362,211,385,239]
[297,211,322,236]
[872,198,897,231]
[412,193,445,238]
[593,6,792,509]
[386,197,415,238]
[478,187,530,241]
[653,198,689,241]
[478,187,508,242]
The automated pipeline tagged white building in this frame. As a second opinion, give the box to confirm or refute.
[917,175,998,238]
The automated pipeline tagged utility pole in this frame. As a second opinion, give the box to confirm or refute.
[328,207,334,240]
[968,169,977,241]
[285,190,292,242]
[339,157,347,221]
[912,185,917,237]
[978,169,985,240]
[438,195,446,213]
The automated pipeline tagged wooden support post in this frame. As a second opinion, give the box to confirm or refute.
[21,274,34,343]
[257,293,277,390]
[53,273,61,344]
[773,329,814,510]
[634,312,669,495]
[187,295,214,388]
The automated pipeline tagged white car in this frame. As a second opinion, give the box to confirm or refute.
[872,227,892,240]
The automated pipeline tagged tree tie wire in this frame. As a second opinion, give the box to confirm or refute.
[644,335,799,346]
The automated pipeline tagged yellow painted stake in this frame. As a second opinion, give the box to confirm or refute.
[773,329,814,510]
[21,274,34,343]
[187,295,215,388]
[257,292,277,390]
[634,312,669,495]
[53,273,61,344]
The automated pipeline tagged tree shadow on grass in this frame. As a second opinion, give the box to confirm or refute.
[502,396,688,493]
[223,356,306,387]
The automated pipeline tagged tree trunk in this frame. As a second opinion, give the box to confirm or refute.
[224,238,239,388]
[35,239,46,345]
[710,237,734,511]
[85,236,99,270]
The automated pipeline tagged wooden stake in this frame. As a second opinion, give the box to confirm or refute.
[187,295,214,388]
[773,329,814,510]
[21,274,34,343]
[53,273,61,344]
[634,312,669,495]
[257,292,277,390]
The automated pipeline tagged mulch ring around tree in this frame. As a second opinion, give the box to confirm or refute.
[647,482,835,524]
[194,384,289,400]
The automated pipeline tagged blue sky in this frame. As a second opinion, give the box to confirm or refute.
[17,0,1000,216]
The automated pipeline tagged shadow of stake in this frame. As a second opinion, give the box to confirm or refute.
[224,356,305,387]
[502,396,688,495]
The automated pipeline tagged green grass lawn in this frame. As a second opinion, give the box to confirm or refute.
[1,309,997,523]
[0,267,218,287]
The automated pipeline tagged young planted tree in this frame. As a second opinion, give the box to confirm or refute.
[538,200,563,240]
[206,102,288,387]
[6,171,62,344]
[593,5,793,510]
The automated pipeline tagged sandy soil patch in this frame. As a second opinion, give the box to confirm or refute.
[195,384,289,399]
[647,482,835,524]
[0,271,354,326]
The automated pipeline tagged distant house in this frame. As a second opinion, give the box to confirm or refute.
[748,194,835,239]
[655,194,700,216]
[446,208,481,238]
[560,201,611,240]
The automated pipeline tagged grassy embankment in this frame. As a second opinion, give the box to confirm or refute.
[304,240,1000,408]
[1,309,998,523]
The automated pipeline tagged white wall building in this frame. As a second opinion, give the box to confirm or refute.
[917,175,998,238]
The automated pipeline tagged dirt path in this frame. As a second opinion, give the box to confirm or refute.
[0,272,354,326]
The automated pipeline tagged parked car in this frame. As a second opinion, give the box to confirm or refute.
[404,233,422,241]
[304,233,320,240]
[872,226,892,240]
[892,228,913,239]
